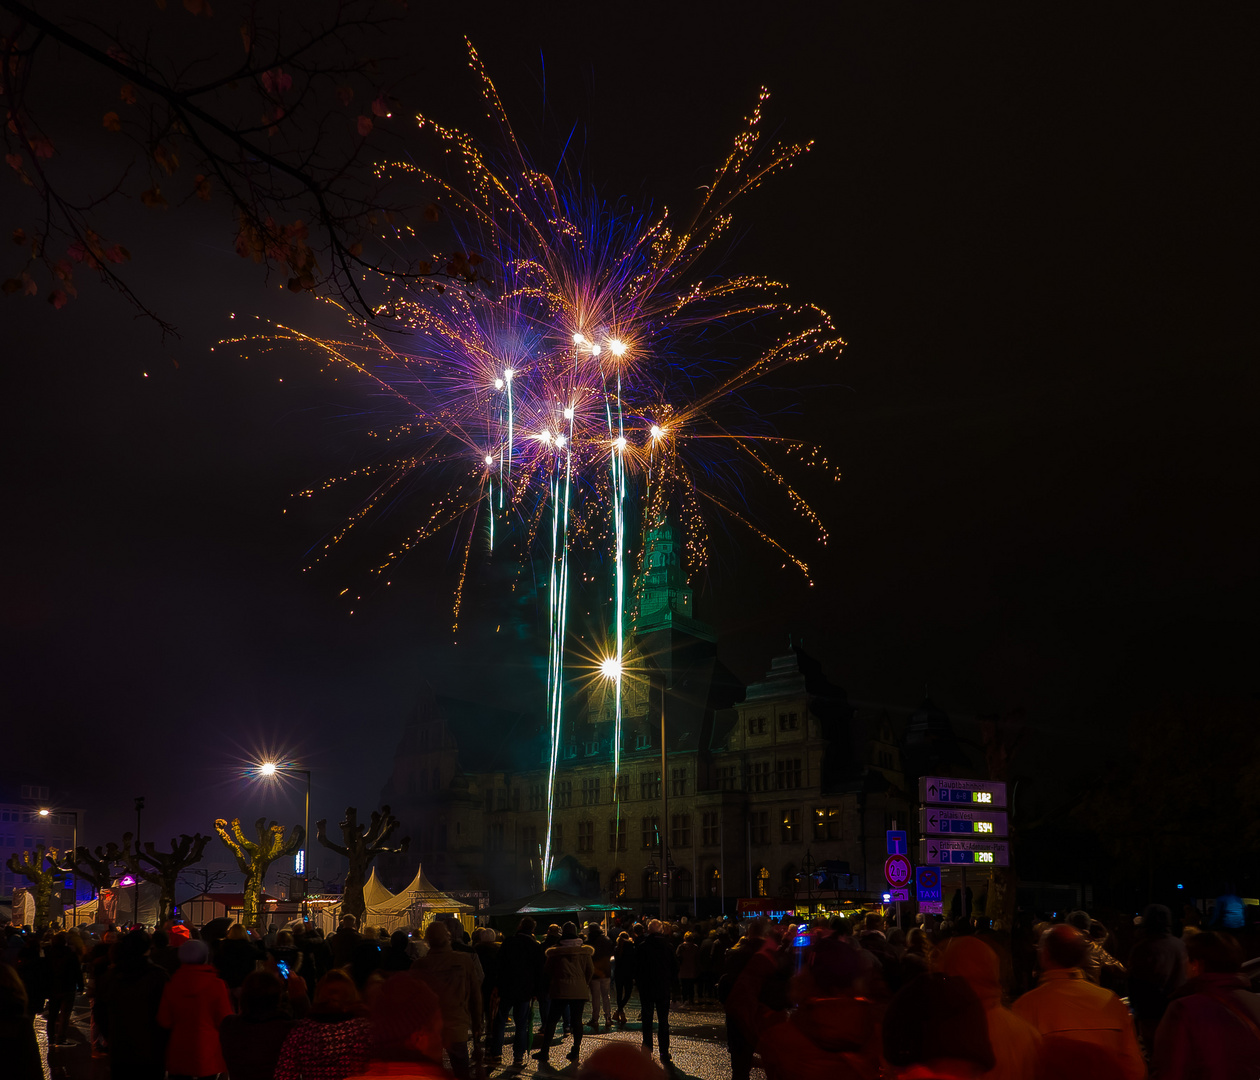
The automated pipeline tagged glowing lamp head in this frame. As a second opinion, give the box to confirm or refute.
[494,378,504,390]
[484,454,494,466]
[600,657,622,681]
[563,407,575,420]
[572,332,586,345]
[259,762,278,777]
[649,424,664,440]
[609,339,626,357]
[39,808,50,817]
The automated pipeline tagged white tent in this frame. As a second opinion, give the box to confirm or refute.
[67,877,162,928]
[313,865,473,934]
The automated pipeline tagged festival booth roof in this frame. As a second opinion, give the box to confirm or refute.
[313,865,472,933]
[485,889,631,917]
[68,877,163,928]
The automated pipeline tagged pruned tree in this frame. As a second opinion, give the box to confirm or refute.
[63,842,124,897]
[214,817,304,929]
[316,805,408,923]
[121,832,212,925]
[179,866,231,897]
[1,0,480,334]
[6,844,65,926]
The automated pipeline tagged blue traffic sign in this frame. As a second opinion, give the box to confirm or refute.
[916,865,942,903]
[886,830,908,855]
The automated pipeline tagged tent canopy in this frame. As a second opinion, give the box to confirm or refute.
[486,889,630,917]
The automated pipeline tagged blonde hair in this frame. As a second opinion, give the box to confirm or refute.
[226,923,248,941]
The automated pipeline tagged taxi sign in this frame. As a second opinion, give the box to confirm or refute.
[918,808,1009,837]
[919,776,1007,808]
[922,839,1011,866]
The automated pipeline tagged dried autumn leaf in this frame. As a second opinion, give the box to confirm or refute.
[337,85,354,107]
[183,0,213,15]
[1,278,22,295]
[423,203,440,223]
[103,111,122,132]
[48,288,68,309]
[120,84,137,105]
[140,186,167,208]
[104,244,131,264]
[29,137,54,159]
[356,115,373,137]
[11,228,25,245]
[348,241,363,257]
[153,144,180,174]
[371,93,391,118]
[240,23,252,53]
[21,273,37,296]
[4,153,22,172]
[194,174,212,201]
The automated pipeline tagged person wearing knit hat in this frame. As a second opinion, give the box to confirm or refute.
[158,936,231,1078]
[167,924,191,945]
[935,936,1040,1080]
[882,972,995,1078]
[1010,926,1143,1080]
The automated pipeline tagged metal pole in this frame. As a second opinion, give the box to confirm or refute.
[71,814,78,927]
[133,796,144,927]
[303,770,311,889]
[660,680,668,920]
[720,811,725,917]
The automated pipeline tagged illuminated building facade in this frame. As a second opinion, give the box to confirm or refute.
[380,524,918,914]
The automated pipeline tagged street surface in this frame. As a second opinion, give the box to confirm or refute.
[37,992,766,1080]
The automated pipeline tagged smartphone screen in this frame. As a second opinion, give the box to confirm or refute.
[276,960,290,979]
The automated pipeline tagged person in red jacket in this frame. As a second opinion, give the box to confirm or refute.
[157,938,232,1079]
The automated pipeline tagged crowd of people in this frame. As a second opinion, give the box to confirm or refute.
[0,900,1256,1079]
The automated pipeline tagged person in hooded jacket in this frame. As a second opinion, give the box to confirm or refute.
[382,930,414,973]
[41,930,82,1046]
[532,921,595,1068]
[935,935,1041,1080]
[728,931,882,1080]
[586,924,614,1029]
[344,972,447,1080]
[274,969,372,1080]
[613,930,636,1026]
[1153,930,1260,1080]
[216,922,261,996]
[94,928,169,1080]
[158,937,233,1079]
[220,968,295,1080]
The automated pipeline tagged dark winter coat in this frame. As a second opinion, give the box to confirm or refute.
[94,958,169,1071]
[1128,930,1188,1022]
[220,1009,296,1080]
[635,933,679,999]
[1153,972,1260,1080]
[0,1001,42,1080]
[613,938,637,985]
[217,937,261,989]
[494,931,545,1002]
[543,939,595,1000]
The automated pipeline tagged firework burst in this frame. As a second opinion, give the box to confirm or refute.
[226,44,845,879]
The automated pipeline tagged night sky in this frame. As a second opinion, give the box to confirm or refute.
[2,5,1253,875]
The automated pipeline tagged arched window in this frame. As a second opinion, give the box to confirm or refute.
[756,865,769,898]
[672,867,693,902]
[610,869,627,900]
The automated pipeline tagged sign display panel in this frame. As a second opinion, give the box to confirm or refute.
[919,777,1008,807]
[919,808,1009,837]
[922,839,1011,866]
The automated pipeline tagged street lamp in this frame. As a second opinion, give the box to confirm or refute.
[255,761,311,899]
[40,808,78,927]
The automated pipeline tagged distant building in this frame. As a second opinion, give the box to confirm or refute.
[0,776,89,904]
[379,522,921,914]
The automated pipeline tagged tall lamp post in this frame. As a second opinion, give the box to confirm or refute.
[256,761,311,899]
[133,796,145,927]
[39,808,77,927]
